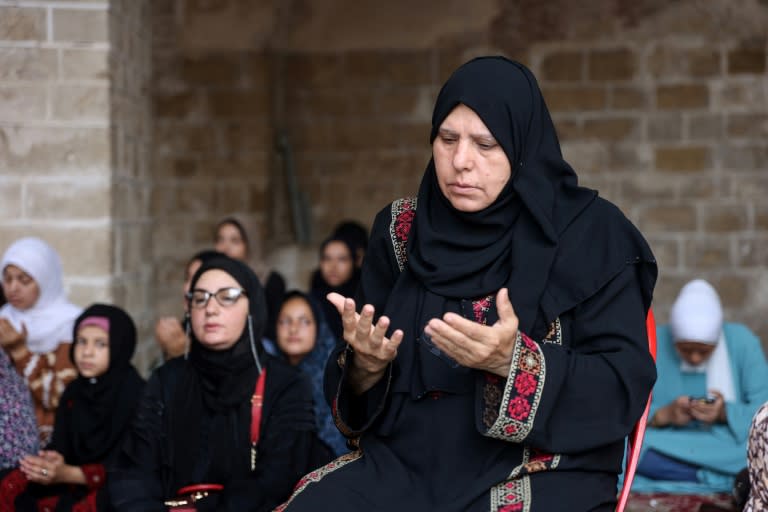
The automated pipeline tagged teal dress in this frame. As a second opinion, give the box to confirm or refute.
[631,322,768,493]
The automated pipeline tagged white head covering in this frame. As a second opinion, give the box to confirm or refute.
[0,237,81,353]
[670,278,736,401]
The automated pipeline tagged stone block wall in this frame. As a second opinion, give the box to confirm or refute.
[0,1,113,305]
[109,0,154,369]
[148,0,768,350]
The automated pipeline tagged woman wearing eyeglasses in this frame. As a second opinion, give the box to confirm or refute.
[109,256,318,512]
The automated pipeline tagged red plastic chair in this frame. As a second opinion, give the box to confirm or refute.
[616,308,657,512]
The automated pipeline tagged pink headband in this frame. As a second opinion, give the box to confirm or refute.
[78,316,110,333]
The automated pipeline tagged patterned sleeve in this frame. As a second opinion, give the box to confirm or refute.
[80,463,106,491]
[477,265,656,454]
[11,342,78,445]
[0,350,39,468]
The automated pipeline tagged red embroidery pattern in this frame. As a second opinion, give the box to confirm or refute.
[482,332,545,443]
[273,451,363,511]
[542,318,561,345]
[389,197,417,272]
[490,474,530,512]
[472,295,494,324]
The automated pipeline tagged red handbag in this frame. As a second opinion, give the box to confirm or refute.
[165,370,267,511]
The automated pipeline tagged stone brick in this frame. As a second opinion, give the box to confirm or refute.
[0,85,47,121]
[687,114,723,140]
[113,181,149,221]
[542,86,607,112]
[0,7,45,41]
[610,86,648,110]
[656,84,709,110]
[180,53,241,86]
[639,204,696,232]
[344,51,432,87]
[26,181,110,219]
[655,146,710,172]
[621,172,677,201]
[727,114,768,138]
[0,126,110,175]
[724,173,768,200]
[728,47,767,74]
[551,118,581,141]
[684,238,732,268]
[53,8,108,43]
[561,142,607,172]
[646,237,680,270]
[722,144,768,170]
[701,204,750,233]
[647,47,721,78]
[375,87,433,120]
[581,117,639,140]
[709,274,750,309]
[587,49,636,81]
[735,236,768,267]
[154,122,218,155]
[52,85,109,121]
[0,48,57,80]
[0,182,23,219]
[208,89,269,119]
[647,114,683,142]
[60,49,109,80]
[282,54,345,88]
[757,205,768,231]
[153,91,205,119]
[712,80,767,110]
[607,144,654,172]
[222,121,272,154]
[540,51,583,81]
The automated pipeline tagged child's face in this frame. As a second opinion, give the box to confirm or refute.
[74,325,110,378]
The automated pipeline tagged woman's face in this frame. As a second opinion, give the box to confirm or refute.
[432,104,512,212]
[1,264,40,311]
[320,241,354,288]
[276,296,317,365]
[190,269,249,351]
[675,341,716,367]
[74,325,110,378]
[215,223,248,261]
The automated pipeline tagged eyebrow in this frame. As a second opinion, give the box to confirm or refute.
[437,127,496,141]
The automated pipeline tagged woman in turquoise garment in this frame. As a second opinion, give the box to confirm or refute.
[632,279,768,493]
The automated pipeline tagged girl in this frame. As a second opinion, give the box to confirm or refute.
[1,303,145,511]
[275,291,348,457]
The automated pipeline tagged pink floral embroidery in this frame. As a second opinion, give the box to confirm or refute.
[514,372,537,396]
[507,396,531,421]
[500,503,524,511]
[394,209,415,240]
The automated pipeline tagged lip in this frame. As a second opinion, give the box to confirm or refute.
[79,363,93,370]
[204,323,222,331]
[448,183,477,194]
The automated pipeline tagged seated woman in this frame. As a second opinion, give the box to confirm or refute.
[109,256,317,512]
[0,303,145,511]
[154,250,225,362]
[746,402,768,511]
[214,217,286,344]
[634,279,768,494]
[275,291,348,457]
[0,348,39,476]
[309,236,360,343]
[0,237,80,445]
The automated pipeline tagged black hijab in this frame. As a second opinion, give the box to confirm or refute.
[169,256,267,489]
[375,57,653,398]
[310,236,361,341]
[52,303,144,465]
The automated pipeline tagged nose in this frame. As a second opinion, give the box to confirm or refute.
[204,296,220,315]
[5,279,19,294]
[452,138,473,171]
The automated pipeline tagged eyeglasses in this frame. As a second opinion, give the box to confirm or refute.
[186,287,247,309]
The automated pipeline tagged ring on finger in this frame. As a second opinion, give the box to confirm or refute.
[41,468,48,477]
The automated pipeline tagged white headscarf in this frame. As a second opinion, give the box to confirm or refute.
[670,279,736,401]
[0,237,81,353]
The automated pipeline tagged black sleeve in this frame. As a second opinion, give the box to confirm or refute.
[218,371,317,512]
[477,264,657,453]
[324,205,399,437]
[107,370,167,512]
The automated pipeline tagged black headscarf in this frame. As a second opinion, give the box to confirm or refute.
[310,236,361,341]
[373,57,653,398]
[169,256,268,489]
[52,303,144,465]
